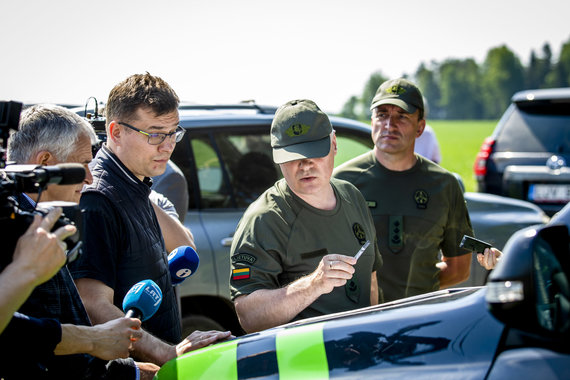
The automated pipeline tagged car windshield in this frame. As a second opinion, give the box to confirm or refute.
[495,103,570,153]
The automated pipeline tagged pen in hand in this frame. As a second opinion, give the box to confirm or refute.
[354,240,370,261]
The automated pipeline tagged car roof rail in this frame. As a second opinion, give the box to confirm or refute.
[178,100,277,114]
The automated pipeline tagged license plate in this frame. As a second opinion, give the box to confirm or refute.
[528,184,570,203]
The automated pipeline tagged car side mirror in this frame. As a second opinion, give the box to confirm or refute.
[486,224,570,336]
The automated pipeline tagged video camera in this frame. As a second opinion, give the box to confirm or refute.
[0,101,85,268]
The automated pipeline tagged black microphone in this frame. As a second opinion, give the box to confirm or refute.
[3,163,86,193]
[33,163,86,185]
[122,280,163,321]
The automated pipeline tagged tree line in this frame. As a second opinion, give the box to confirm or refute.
[340,36,570,120]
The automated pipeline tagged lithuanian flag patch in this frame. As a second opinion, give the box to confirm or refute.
[232,267,250,280]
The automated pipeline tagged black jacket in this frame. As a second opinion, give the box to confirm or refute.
[71,144,181,344]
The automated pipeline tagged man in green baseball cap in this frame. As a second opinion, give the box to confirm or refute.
[334,78,479,303]
[370,77,425,115]
[230,99,382,333]
[270,99,333,164]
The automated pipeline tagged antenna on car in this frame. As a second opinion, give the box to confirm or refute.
[240,99,268,114]
[82,97,107,155]
[83,97,106,134]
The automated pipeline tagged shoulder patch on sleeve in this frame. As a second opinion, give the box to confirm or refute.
[232,267,251,280]
[232,253,257,265]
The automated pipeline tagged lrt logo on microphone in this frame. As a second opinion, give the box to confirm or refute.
[128,282,146,295]
[176,268,193,278]
[144,285,162,306]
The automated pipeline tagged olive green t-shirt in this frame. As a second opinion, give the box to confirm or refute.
[230,178,382,321]
[334,151,473,302]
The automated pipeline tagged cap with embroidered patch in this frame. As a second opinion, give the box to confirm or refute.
[271,99,333,164]
[370,78,424,114]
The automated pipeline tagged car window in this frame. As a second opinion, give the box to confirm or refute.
[215,132,280,208]
[334,128,373,166]
[495,105,570,153]
[533,233,569,332]
[191,137,227,208]
[172,122,372,211]
[178,129,280,210]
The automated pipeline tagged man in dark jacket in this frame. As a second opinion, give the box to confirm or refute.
[71,73,231,366]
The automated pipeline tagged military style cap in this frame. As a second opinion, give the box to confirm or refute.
[370,78,424,114]
[271,99,333,164]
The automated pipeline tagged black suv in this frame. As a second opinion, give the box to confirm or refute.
[154,204,570,380]
[474,88,570,216]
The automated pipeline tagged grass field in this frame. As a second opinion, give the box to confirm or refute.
[429,120,497,192]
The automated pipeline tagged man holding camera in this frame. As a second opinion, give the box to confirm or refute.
[0,208,147,379]
[0,207,73,334]
[5,104,157,379]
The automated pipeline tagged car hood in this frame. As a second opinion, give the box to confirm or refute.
[465,192,547,216]
[156,287,505,379]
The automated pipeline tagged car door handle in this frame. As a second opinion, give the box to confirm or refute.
[221,237,233,247]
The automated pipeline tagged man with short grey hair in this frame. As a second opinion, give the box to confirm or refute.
[8,104,96,204]
[230,99,382,333]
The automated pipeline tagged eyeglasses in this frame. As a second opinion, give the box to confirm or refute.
[118,122,186,145]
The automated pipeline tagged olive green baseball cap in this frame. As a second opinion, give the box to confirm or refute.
[370,78,424,114]
[271,99,332,164]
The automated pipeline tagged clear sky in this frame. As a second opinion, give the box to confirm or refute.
[1,0,569,114]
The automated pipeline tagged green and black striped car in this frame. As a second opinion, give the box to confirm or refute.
[156,205,570,379]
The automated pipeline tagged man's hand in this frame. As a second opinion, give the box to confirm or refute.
[12,207,77,286]
[56,317,142,359]
[235,253,359,333]
[175,330,233,356]
[137,362,160,380]
[477,248,502,270]
[89,317,143,360]
[311,254,357,294]
[0,207,77,334]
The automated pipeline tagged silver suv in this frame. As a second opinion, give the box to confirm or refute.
[170,103,547,335]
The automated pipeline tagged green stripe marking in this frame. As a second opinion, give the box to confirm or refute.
[276,322,328,380]
[154,339,238,380]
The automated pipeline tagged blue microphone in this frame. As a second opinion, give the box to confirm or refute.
[122,279,163,321]
[167,246,200,285]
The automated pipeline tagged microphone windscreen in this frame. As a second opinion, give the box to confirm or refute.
[168,246,200,285]
[122,279,163,321]
[51,163,86,185]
